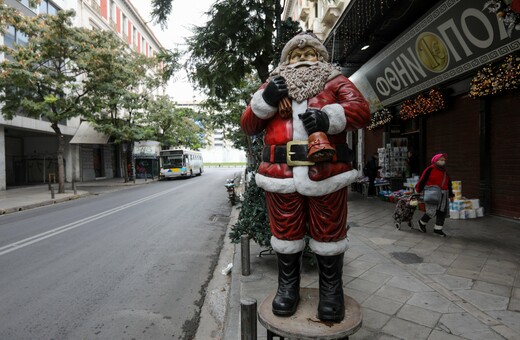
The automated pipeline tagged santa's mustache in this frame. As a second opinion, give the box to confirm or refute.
[287,60,319,69]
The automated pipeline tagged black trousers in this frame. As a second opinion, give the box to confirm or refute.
[367,176,376,196]
[420,211,446,226]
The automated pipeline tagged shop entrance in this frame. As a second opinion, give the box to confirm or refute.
[93,147,105,178]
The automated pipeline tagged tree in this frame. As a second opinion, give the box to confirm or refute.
[186,0,276,99]
[81,31,165,182]
[201,74,259,151]
[146,95,205,150]
[0,8,121,192]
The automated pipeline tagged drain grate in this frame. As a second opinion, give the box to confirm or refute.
[391,252,423,264]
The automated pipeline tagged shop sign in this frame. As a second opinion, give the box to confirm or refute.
[350,0,520,112]
[133,141,160,157]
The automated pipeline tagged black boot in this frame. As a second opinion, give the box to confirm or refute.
[272,252,302,316]
[316,253,345,322]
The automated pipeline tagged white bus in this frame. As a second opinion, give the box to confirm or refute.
[159,149,204,179]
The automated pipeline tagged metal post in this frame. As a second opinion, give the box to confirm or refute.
[51,184,55,199]
[241,298,257,340]
[145,171,147,182]
[72,180,77,195]
[241,235,250,276]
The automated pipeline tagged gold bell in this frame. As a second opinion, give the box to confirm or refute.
[307,131,336,163]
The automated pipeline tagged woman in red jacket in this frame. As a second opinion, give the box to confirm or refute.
[415,153,454,237]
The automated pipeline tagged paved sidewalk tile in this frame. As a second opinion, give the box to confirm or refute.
[382,317,432,339]
[453,289,510,311]
[397,304,441,328]
[407,292,464,313]
[361,307,392,330]
[429,274,474,290]
[473,280,513,298]
[363,295,404,315]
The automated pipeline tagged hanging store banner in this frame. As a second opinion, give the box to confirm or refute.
[350,0,520,112]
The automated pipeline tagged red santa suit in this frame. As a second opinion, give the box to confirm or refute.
[241,70,370,256]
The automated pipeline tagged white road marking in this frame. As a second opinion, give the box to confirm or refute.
[0,183,190,256]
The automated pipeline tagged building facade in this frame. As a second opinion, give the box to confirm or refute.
[0,0,165,189]
[284,0,520,220]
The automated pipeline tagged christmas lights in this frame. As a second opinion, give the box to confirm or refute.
[399,89,446,120]
[469,53,520,98]
[367,108,392,130]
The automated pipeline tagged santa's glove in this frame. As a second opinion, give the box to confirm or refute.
[262,76,288,107]
[299,109,330,134]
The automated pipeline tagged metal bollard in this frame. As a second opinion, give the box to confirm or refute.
[145,172,147,182]
[241,235,250,276]
[72,181,77,195]
[241,298,257,340]
[50,184,55,199]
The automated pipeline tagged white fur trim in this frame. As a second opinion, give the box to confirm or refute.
[255,173,296,193]
[309,238,349,256]
[271,236,306,254]
[321,103,346,135]
[293,167,358,197]
[292,100,308,140]
[434,225,443,230]
[250,89,277,119]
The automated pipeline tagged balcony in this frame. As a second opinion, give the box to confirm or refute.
[90,0,101,14]
[299,6,310,22]
[321,5,341,26]
[321,0,346,27]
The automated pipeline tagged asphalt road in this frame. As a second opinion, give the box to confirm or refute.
[0,167,242,339]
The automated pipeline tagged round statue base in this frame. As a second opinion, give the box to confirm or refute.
[258,288,362,340]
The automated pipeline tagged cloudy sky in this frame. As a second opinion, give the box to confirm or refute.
[130,0,214,102]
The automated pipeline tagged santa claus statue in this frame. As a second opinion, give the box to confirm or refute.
[241,32,370,322]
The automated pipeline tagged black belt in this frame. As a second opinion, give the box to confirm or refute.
[262,141,353,166]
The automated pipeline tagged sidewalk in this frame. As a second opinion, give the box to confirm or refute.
[0,178,154,215]
[224,192,520,340]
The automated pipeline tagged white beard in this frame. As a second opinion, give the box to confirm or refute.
[272,61,338,103]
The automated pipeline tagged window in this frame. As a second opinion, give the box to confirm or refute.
[132,27,137,46]
[18,0,37,11]
[141,37,145,53]
[4,26,28,48]
[38,0,48,13]
[110,0,116,21]
[4,26,16,48]
[109,0,117,30]
[122,15,128,35]
[47,2,58,15]
[38,0,59,15]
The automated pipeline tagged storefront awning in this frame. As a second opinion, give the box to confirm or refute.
[69,121,110,144]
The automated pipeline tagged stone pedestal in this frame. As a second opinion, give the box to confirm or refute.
[258,288,362,340]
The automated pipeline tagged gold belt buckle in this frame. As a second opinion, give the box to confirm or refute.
[286,140,315,166]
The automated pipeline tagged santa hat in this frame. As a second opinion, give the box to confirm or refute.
[431,153,447,164]
[280,32,329,65]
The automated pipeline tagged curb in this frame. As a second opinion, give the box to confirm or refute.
[195,205,240,339]
[0,193,92,215]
